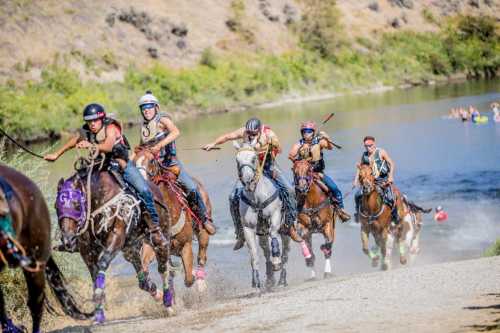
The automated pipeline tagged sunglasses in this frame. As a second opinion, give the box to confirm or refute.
[301,129,315,134]
[364,144,374,148]
[140,103,156,111]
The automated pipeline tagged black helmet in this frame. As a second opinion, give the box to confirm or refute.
[83,103,106,121]
[245,118,262,134]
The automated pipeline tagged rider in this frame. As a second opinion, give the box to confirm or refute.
[353,136,400,224]
[288,121,351,222]
[203,118,296,250]
[44,103,168,248]
[136,91,216,235]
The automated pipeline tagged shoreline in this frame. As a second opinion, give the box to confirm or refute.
[4,74,474,147]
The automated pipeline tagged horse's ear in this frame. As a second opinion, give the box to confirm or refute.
[57,178,64,190]
[232,140,241,150]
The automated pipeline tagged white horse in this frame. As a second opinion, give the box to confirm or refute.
[233,141,290,290]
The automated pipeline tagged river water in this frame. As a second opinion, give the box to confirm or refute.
[39,79,500,291]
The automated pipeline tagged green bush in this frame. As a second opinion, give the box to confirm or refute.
[484,239,500,257]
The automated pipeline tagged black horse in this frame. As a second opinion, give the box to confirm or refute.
[0,163,92,333]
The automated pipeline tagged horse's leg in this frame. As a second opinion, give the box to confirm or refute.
[180,240,195,288]
[321,219,334,279]
[278,233,290,287]
[399,214,414,266]
[305,232,316,280]
[244,226,261,289]
[410,215,422,256]
[123,242,161,300]
[0,286,25,332]
[23,270,45,333]
[361,224,380,267]
[258,234,275,290]
[269,210,282,271]
[380,229,394,271]
[93,230,124,324]
[194,228,209,293]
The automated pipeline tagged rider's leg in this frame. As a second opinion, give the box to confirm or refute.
[123,161,167,246]
[229,186,245,251]
[265,165,296,230]
[176,164,216,235]
[383,184,399,224]
[322,174,351,222]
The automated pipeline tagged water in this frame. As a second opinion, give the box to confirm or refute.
[38,79,500,288]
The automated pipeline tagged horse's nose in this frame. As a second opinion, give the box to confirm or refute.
[62,235,77,251]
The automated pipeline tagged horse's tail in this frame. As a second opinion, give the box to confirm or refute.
[404,197,432,214]
[44,256,94,320]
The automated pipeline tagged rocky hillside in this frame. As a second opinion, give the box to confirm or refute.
[0,0,498,84]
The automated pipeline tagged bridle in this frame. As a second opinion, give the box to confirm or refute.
[293,160,313,194]
[236,147,262,191]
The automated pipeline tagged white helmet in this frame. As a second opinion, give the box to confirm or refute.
[138,90,159,108]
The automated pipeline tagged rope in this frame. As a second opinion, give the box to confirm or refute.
[0,127,45,159]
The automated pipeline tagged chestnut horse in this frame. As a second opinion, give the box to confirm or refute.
[0,164,92,333]
[56,163,173,323]
[293,160,337,279]
[357,164,429,270]
[133,148,212,292]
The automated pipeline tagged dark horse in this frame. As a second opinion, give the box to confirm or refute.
[0,164,92,333]
[293,160,337,280]
[133,148,213,293]
[55,163,174,323]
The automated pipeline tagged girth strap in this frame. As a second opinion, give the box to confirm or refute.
[241,190,279,212]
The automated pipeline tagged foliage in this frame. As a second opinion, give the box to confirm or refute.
[484,239,500,257]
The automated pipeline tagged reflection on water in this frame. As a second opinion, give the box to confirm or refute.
[36,78,500,280]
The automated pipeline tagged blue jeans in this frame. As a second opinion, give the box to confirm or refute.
[322,174,344,208]
[176,163,208,223]
[123,161,160,227]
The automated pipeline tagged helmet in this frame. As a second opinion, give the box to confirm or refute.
[138,90,159,110]
[245,118,262,134]
[300,121,317,133]
[83,103,106,121]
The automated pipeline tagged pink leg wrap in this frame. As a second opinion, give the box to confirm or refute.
[301,241,312,259]
[195,267,206,280]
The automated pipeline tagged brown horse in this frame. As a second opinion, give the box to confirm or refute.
[55,163,173,323]
[133,148,212,292]
[0,164,92,333]
[293,160,337,279]
[357,164,429,270]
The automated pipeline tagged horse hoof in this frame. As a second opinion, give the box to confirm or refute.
[195,278,208,293]
[94,309,105,324]
[266,277,276,290]
[371,257,380,268]
[324,272,334,279]
[382,262,390,271]
[166,306,176,317]
[410,247,420,255]
[153,290,163,302]
[163,289,174,308]
[400,256,408,265]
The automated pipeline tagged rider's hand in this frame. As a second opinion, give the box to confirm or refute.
[44,153,58,162]
[76,140,92,149]
[203,143,216,151]
[150,145,161,155]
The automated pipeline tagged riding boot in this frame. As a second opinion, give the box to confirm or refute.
[187,191,216,236]
[229,189,245,251]
[354,191,361,223]
[323,175,351,222]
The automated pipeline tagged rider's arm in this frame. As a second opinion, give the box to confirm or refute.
[380,149,395,182]
[212,128,245,146]
[288,143,300,162]
[155,117,180,148]
[353,164,360,187]
[267,130,282,155]
[43,135,79,161]
[318,131,334,150]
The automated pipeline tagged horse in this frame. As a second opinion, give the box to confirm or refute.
[233,141,294,290]
[292,160,337,279]
[133,148,212,292]
[55,159,174,323]
[357,164,430,270]
[0,164,92,333]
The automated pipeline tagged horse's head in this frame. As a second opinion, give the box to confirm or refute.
[132,146,157,180]
[293,160,313,194]
[55,177,86,251]
[358,164,376,195]
[234,141,259,192]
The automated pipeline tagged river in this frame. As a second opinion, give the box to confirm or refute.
[38,79,500,291]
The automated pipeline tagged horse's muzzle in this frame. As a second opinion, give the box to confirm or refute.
[61,234,77,252]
